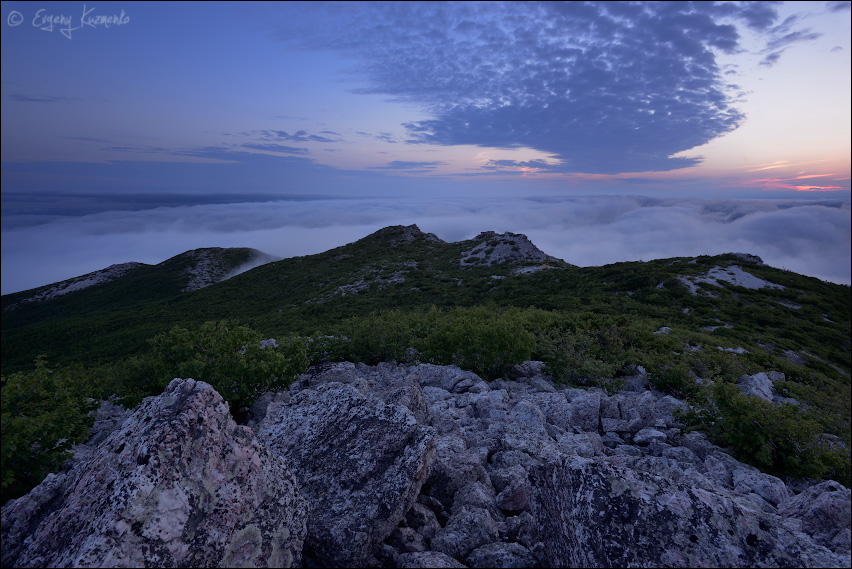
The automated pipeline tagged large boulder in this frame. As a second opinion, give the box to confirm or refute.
[529,454,847,568]
[257,382,436,568]
[1,378,309,568]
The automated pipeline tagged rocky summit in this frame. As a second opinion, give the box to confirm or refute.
[3,363,850,568]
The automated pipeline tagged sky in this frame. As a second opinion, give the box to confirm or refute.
[1,1,850,294]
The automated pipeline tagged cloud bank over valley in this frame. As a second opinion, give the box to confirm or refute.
[2,196,848,294]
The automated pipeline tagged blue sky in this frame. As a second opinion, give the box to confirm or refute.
[2,1,850,293]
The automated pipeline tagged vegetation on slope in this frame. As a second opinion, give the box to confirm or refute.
[2,226,850,502]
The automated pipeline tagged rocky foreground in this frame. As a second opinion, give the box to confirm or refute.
[2,362,850,568]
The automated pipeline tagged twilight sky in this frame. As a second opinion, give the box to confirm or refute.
[2,1,850,294]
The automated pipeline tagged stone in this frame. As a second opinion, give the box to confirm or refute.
[387,526,428,553]
[467,541,540,568]
[413,364,488,393]
[530,455,848,568]
[430,506,500,560]
[5,362,850,568]
[1,378,309,569]
[780,480,852,553]
[495,476,531,513]
[633,427,668,446]
[507,360,546,379]
[737,372,778,402]
[732,469,790,508]
[398,551,467,568]
[405,501,441,541]
[257,382,435,568]
[567,391,601,432]
[422,434,487,508]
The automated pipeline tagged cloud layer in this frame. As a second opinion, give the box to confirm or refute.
[270,2,818,174]
[3,196,849,294]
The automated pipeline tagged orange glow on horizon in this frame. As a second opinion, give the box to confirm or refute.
[793,185,845,192]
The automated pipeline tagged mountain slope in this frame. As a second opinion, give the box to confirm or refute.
[2,224,850,492]
[1,225,849,382]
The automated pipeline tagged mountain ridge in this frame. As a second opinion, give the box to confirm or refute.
[1,225,849,381]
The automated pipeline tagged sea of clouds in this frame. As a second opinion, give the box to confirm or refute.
[2,196,849,294]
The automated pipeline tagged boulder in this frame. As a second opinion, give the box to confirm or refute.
[780,480,852,554]
[257,382,435,568]
[467,541,540,568]
[398,551,467,568]
[430,506,500,560]
[529,455,847,568]
[1,378,309,569]
[567,391,601,432]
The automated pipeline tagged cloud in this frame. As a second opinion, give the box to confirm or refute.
[367,161,444,171]
[8,94,79,103]
[3,195,849,294]
[826,1,851,13]
[268,2,814,174]
[759,51,784,67]
[239,143,310,154]
[357,131,399,144]
[254,129,343,143]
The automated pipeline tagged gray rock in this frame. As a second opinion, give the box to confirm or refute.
[634,427,668,446]
[530,454,848,568]
[452,481,502,520]
[737,372,778,402]
[732,469,790,508]
[522,392,572,430]
[495,476,531,513]
[568,391,601,432]
[780,480,852,554]
[1,378,309,569]
[488,464,528,494]
[431,506,500,560]
[655,395,686,427]
[622,367,651,392]
[257,382,435,568]
[406,501,441,541]
[508,360,546,379]
[467,541,540,568]
[399,551,467,568]
[6,362,849,568]
[423,435,487,508]
[505,511,540,549]
[387,526,428,553]
[414,364,488,393]
[601,431,624,448]
[555,431,605,458]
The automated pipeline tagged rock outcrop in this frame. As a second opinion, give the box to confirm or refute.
[1,378,308,568]
[3,364,849,568]
[257,381,436,567]
[459,231,560,268]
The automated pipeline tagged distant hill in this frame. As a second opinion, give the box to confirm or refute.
[2,224,849,382]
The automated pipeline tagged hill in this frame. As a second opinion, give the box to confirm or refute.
[2,224,850,497]
[2,224,848,377]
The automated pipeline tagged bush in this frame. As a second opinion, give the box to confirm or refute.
[679,381,850,485]
[148,320,308,417]
[1,356,98,503]
[535,314,640,389]
[421,306,535,380]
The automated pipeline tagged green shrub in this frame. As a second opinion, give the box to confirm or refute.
[679,381,850,485]
[535,314,640,389]
[421,306,535,379]
[148,320,308,417]
[1,356,98,503]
